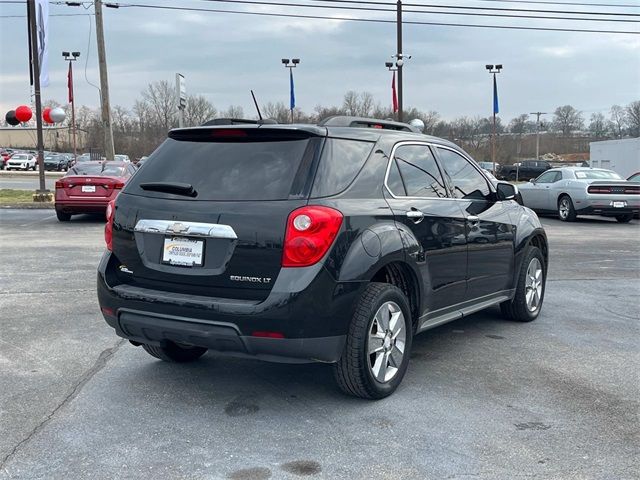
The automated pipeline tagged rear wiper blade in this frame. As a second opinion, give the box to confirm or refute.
[139,182,197,197]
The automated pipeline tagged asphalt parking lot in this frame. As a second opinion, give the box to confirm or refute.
[0,209,638,480]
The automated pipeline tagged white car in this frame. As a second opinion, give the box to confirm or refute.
[519,167,639,223]
[6,153,37,171]
[114,154,131,163]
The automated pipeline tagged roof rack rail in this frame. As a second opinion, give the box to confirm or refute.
[318,116,420,133]
[201,118,278,126]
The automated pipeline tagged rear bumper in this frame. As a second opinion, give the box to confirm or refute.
[97,251,365,363]
[55,195,112,214]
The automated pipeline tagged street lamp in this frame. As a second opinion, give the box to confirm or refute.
[282,58,300,124]
[485,64,502,174]
[63,51,80,162]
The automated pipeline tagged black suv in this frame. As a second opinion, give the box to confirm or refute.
[98,116,548,399]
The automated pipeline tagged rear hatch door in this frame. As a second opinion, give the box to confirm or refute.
[112,127,325,300]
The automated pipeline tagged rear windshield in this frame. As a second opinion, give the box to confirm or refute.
[68,163,125,176]
[574,170,622,180]
[127,137,316,201]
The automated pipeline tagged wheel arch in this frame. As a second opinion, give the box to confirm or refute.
[370,261,421,333]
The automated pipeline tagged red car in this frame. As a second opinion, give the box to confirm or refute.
[55,161,136,221]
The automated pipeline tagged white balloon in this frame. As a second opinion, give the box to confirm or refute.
[50,107,66,123]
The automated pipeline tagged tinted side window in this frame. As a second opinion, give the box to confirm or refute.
[386,159,406,196]
[436,148,491,200]
[393,145,447,198]
[311,138,374,197]
[536,171,557,183]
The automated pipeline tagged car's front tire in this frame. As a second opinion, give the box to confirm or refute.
[142,342,207,362]
[333,283,413,400]
[557,195,577,222]
[501,246,545,322]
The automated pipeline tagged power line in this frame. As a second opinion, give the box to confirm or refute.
[433,0,640,8]
[116,2,640,33]
[301,0,640,16]
[195,0,640,22]
[0,13,94,17]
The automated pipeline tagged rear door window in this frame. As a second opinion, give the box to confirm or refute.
[128,135,318,201]
[392,144,448,198]
[311,138,374,197]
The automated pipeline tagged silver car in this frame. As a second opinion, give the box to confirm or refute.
[519,167,639,223]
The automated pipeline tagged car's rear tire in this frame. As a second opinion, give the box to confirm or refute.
[615,214,633,223]
[142,342,208,362]
[501,246,545,322]
[333,283,413,400]
[557,195,577,222]
[55,210,71,222]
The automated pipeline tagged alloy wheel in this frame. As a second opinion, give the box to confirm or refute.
[525,258,543,312]
[367,301,406,383]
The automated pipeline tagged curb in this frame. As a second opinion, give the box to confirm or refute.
[0,203,55,209]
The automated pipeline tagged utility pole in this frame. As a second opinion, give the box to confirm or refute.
[27,0,47,199]
[530,112,547,161]
[95,0,115,161]
[281,58,300,124]
[396,0,403,122]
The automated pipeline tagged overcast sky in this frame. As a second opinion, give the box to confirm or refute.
[0,0,639,122]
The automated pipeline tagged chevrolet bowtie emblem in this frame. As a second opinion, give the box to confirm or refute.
[168,222,188,234]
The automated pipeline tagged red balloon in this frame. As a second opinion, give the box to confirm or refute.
[15,105,32,123]
[43,108,53,124]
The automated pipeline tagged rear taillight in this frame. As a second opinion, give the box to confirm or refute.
[55,180,64,189]
[105,199,115,251]
[113,181,125,189]
[588,186,612,194]
[282,206,343,267]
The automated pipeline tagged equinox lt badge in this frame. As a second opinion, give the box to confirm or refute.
[230,275,272,284]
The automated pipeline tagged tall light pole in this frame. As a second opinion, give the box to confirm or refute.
[485,64,502,174]
[63,51,80,162]
[530,111,547,161]
[281,58,300,124]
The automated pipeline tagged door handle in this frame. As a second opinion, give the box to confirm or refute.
[406,209,424,223]
[467,215,480,224]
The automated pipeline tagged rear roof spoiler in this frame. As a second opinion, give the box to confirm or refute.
[201,118,278,126]
[318,116,420,133]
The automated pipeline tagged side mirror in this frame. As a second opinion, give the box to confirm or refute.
[529,178,536,183]
[496,181,518,201]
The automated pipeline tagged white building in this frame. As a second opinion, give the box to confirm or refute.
[589,138,640,178]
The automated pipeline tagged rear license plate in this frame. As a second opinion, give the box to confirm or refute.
[162,236,204,267]
[612,201,626,208]
[81,185,96,193]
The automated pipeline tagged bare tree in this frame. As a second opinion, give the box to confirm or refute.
[552,105,584,136]
[342,91,360,116]
[184,95,217,126]
[359,92,375,117]
[263,101,291,123]
[625,101,640,137]
[141,80,177,132]
[609,105,627,138]
[221,105,244,118]
[588,112,608,139]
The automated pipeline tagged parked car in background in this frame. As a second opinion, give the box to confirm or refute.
[6,153,37,171]
[519,167,639,223]
[114,154,131,163]
[498,160,552,181]
[55,161,137,222]
[44,153,71,171]
[477,161,496,172]
[135,156,148,168]
[628,172,640,182]
[97,116,548,399]
[0,149,13,170]
[74,154,93,164]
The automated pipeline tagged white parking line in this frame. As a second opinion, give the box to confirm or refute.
[20,214,56,227]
